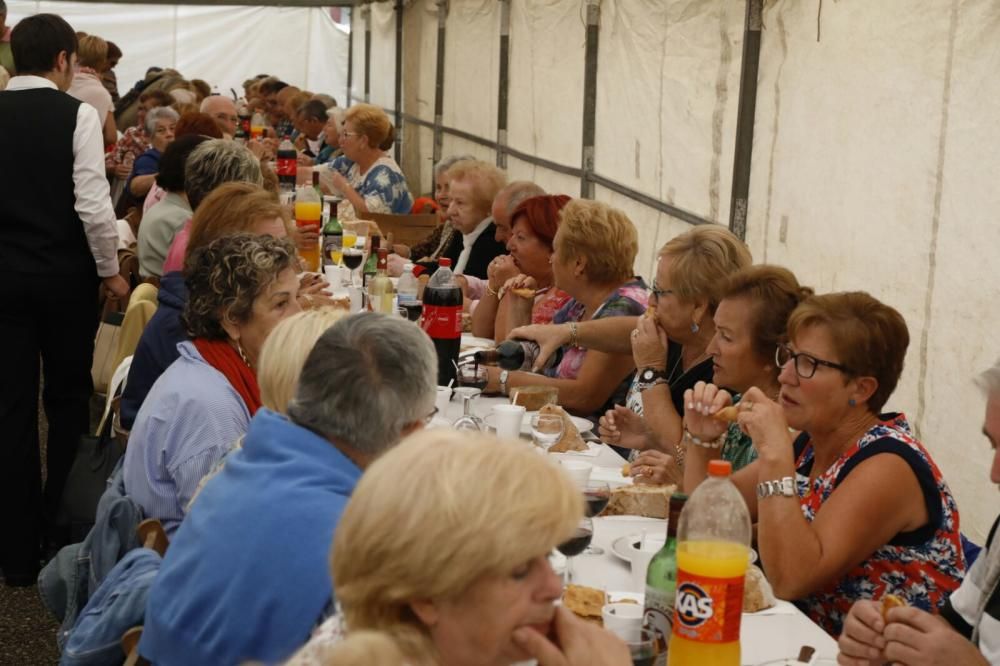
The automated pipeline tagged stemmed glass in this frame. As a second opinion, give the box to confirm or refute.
[451,387,484,431]
[556,515,593,585]
[582,480,610,555]
[530,413,564,451]
[342,245,364,288]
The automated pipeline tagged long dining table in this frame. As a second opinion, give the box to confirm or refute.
[438,391,839,665]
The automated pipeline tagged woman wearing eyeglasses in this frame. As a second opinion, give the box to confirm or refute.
[681,291,965,637]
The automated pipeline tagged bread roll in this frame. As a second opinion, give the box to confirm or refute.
[742,565,774,612]
[539,404,587,453]
[563,584,606,620]
[603,484,676,518]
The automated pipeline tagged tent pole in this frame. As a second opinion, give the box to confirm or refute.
[496,0,511,169]
[433,0,447,166]
[580,0,600,199]
[364,4,372,103]
[394,0,403,163]
[728,0,763,240]
[346,7,353,107]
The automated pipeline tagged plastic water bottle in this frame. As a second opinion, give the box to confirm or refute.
[667,460,751,666]
[420,258,463,386]
[397,263,419,305]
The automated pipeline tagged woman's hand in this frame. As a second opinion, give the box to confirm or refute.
[837,600,886,665]
[631,449,683,486]
[631,313,667,370]
[512,606,630,666]
[881,606,989,666]
[292,223,320,253]
[599,405,653,451]
[502,273,538,294]
[114,162,132,179]
[507,323,571,372]
[683,381,733,443]
[487,255,519,293]
[329,170,352,196]
[734,386,793,465]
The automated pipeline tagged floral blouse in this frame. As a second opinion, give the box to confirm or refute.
[106,125,150,170]
[331,155,414,217]
[532,287,572,325]
[792,413,965,635]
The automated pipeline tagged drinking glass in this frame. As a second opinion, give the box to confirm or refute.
[530,413,564,451]
[626,629,659,666]
[456,362,488,391]
[556,515,593,585]
[582,480,610,555]
[342,247,364,288]
[451,387,484,431]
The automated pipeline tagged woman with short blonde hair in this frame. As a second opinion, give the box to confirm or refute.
[287,430,629,666]
[67,34,116,146]
[553,200,638,286]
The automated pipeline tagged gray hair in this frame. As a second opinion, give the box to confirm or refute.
[287,313,437,456]
[144,106,179,136]
[502,181,546,216]
[433,154,476,178]
[184,139,263,211]
[976,360,1000,395]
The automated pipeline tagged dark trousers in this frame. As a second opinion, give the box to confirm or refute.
[0,271,99,576]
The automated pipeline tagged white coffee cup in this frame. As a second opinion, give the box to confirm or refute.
[435,386,452,417]
[630,539,663,592]
[601,602,644,642]
[491,404,526,439]
[348,286,364,313]
[559,460,593,487]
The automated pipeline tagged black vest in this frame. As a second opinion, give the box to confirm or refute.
[0,87,98,277]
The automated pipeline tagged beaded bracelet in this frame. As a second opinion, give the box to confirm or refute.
[683,428,726,450]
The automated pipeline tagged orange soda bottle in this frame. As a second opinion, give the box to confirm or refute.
[667,460,751,666]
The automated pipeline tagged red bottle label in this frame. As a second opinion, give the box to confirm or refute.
[276,156,297,177]
[420,304,461,339]
[671,571,744,644]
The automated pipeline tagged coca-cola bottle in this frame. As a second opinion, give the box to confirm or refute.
[420,257,463,386]
[276,136,297,193]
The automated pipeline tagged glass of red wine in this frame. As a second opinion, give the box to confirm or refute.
[342,247,364,288]
[556,515,593,585]
[582,481,610,555]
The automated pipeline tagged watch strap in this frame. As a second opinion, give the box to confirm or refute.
[756,476,795,499]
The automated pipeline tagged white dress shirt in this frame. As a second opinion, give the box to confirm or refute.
[455,217,493,275]
[6,75,120,278]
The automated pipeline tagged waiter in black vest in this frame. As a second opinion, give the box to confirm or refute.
[0,14,129,586]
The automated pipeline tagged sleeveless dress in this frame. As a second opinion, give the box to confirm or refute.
[792,413,966,635]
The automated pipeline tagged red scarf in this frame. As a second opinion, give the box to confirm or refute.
[192,338,262,416]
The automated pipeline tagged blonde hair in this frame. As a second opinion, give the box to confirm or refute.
[554,199,638,285]
[344,103,393,150]
[258,308,348,413]
[76,34,108,70]
[332,430,582,663]
[186,182,291,266]
[444,160,508,219]
[659,225,753,312]
[288,630,408,666]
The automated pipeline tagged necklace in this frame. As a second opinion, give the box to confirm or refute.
[666,347,711,387]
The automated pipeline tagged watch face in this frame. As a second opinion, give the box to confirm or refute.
[641,369,657,382]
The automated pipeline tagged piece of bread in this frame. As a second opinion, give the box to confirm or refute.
[621,463,631,477]
[511,385,558,412]
[511,287,535,299]
[563,584,606,620]
[742,565,774,613]
[645,305,655,317]
[881,593,907,621]
[539,404,587,452]
[712,406,740,423]
[603,483,676,519]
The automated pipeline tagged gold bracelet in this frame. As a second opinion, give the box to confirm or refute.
[486,284,499,298]
[569,321,579,347]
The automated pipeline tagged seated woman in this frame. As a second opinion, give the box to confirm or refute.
[106,89,173,179]
[327,103,413,217]
[682,291,965,635]
[120,181,290,432]
[126,106,178,200]
[135,134,209,280]
[471,194,573,340]
[287,430,630,666]
[483,200,647,421]
[142,111,225,213]
[122,234,302,535]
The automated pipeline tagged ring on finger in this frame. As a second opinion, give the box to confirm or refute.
[631,329,639,338]
[744,401,754,412]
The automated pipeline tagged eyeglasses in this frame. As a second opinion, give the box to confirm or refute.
[649,282,673,300]
[775,343,851,379]
[340,131,361,140]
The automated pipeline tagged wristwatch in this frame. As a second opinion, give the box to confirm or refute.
[499,369,510,396]
[756,476,795,499]
[635,367,668,392]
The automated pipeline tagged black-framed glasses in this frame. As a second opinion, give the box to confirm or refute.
[650,282,673,300]
[775,343,851,379]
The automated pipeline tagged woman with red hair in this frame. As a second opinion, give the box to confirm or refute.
[471,194,573,340]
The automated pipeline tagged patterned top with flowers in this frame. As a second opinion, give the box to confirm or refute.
[792,413,965,635]
[330,155,414,216]
[106,125,151,170]
[531,286,572,326]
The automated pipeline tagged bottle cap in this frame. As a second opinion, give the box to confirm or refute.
[438,258,452,268]
[403,263,415,273]
[707,460,732,477]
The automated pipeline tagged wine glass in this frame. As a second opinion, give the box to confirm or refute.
[626,629,659,666]
[451,387,484,431]
[556,515,593,585]
[582,480,610,555]
[342,246,364,288]
[456,361,488,391]
[530,413,563,451]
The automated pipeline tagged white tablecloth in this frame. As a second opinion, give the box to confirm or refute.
[439,394,839,664]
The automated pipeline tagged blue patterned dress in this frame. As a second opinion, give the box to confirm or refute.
[330,155,413,215]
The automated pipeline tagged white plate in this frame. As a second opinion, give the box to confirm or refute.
[482,412,594,435]
[611,534,667,564]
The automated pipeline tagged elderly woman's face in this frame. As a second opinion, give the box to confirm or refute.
[232,267,302,368]
[650,255,700,341]
[447,178,487,235]
[508,218,552,284]
[323,116,340,146]
[778,324,853,432]
[707,296,765,392]
[151,118,177,152]
[423,554,562,666]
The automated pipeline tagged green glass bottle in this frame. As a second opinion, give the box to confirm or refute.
[362,235,381,287]
[643,492,687,666]
[321,197,343,268]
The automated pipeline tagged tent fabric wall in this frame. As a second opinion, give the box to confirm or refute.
[6,1,348,103]
[746,0,1000,541]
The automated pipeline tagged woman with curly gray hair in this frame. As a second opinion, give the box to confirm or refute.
[123,233,302,535]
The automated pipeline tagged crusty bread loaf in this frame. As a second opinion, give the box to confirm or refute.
[563,584,606,620]
[511,385,558,412]
[743,564,773,613]
[603,483,676,518]
[539,404,588,453]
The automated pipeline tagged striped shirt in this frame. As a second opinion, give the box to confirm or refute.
[122,340,250,535]
[942,516,1000,663]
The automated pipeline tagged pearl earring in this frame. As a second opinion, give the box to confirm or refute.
[690,321,700,334]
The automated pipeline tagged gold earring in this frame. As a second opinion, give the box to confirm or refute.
[237,340,252,368]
